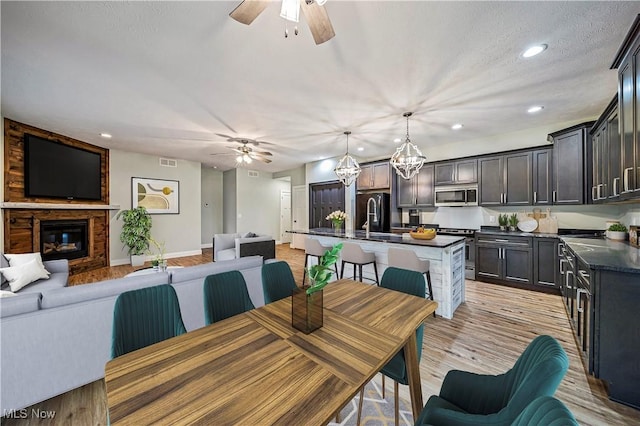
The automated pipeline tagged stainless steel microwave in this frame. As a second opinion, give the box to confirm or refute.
[434,185,478,207]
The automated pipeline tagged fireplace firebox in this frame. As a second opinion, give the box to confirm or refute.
[40,220,89,261]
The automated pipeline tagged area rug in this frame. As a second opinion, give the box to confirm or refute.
[328,379,414,426]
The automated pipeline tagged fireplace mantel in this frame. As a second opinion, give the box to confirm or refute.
[0,202,120,210]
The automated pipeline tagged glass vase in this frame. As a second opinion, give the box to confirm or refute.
[332,220,343,235]
[291,285,323,334]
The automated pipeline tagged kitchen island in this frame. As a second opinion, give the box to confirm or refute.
[290,228,466,319]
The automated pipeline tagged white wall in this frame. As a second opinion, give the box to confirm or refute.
[222,169,236,233]
[0,117,4,252]
[201,166,223,247]
[109,150,202,265]
[235,168,289,240]
[404,203,639,231]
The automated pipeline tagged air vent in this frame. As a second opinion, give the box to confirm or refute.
[248,170,259,178]
[159,158,177,167]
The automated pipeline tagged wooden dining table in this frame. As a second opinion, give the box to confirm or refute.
[104,279,438,425]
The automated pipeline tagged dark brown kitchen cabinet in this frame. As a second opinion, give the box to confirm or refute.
[396,164,434,207]
[434,159,477,185]
[475,234,532,286]
[590,96,619,203]
[533,238,559,288]
[478,152,532,206]
[549,123,593,205]
[532,148,553,205]
[357,161,390,190]
[612,15,640,200]
[607,106,621,201]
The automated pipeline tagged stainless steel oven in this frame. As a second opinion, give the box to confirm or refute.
[434,185,478,207]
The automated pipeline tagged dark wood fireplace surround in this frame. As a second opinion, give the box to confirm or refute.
[3,119,111,274]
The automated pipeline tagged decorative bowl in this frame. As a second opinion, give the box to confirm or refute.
[517,219,538,233]
[409,230,437,240]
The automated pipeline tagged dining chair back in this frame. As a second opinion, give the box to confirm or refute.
[416,335,569,425]
[111,284,187,358]
[203,270,255,324]
[387,247,434,310]
[511,396,578,426]
[262,261,298,304]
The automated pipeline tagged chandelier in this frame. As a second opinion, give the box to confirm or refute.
[334,131,361,186]
[390,112,426,180]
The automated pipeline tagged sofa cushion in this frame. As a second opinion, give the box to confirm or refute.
[169,256,263,284]
[0,259,50,293]
[18,272,68,294]
[0,292,41,318]
[216,248,237,262]
[40,273,170,309]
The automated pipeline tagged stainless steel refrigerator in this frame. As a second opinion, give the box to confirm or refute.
[355,193,390,232]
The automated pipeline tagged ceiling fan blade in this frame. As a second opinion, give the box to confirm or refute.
[216,133,237,140]
[229,0,271,25]
[253,150,273,156]
[255,156,272,163]
[300,0,335,45]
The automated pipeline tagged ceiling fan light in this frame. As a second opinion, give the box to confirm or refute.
[390,112,426,180]
[280,0,300,22]
[236,155,243,163]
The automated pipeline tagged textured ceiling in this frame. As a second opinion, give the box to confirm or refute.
[1,1,638,172]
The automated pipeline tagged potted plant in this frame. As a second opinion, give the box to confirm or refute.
[116,206,152,266]
[498,214,508,231]
[326,210,347,234]
[292,243,343,334]
[607,223,627,241]
[508,213,519,232]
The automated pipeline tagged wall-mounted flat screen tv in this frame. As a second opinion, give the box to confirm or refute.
[24,134,102,201]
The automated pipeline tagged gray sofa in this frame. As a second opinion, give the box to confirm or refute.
[0,255,265,413]
[213,232,276,262]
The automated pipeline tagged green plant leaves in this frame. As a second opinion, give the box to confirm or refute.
[306,242,343,295]
[116,206,152,255]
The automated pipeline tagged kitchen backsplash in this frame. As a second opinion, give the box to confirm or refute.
[402,204,639,231]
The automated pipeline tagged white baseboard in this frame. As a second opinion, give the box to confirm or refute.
[201,242,213,249]
[110,249,203,266]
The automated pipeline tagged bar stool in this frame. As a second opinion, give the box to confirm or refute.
[387,247,435,316]
[340,242,379,285]
[303,238,339,285]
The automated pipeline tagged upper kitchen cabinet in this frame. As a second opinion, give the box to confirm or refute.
[396,164,434,207]
[532,148,553,205]
[612,14,640,200]
[479,152,532,206]
[356,161,390,190]
[590,96,619,203]
[549,122,594,205]
[434,159,477,185]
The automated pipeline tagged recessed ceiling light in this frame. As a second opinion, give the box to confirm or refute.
[357,147,364,151]
[451,123,463,130]
[100,133,112,139]
[527,106,544,113]
[393,138,401,143]
[522,44,547,58]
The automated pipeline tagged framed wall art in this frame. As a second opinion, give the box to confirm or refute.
[132,177,179,214]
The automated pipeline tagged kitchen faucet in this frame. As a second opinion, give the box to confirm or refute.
[366,197,378,238]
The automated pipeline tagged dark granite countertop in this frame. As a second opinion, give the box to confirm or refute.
[562,237,640,274]
[289,228,465,248]
[477,227,604,239]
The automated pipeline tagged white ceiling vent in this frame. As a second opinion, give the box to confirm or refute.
[248,170,259,178]
[159,157,177,167]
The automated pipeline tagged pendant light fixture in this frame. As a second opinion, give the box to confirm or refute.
[390,112,426,180]
[334,131,361,186]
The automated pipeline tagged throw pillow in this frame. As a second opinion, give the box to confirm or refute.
[244,232,258,238]
[0,254,8,286]
[5,253,48,273]
[0,259,50,292]
[0,290,17,298]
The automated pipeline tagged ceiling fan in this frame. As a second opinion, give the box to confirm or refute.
[229,0,335,45]
[211,140,273,164]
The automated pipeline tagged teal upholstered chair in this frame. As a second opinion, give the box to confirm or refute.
[358,267,426,426]
[262,260,298,304]
[415,335,569,426]
[111,284,187,358]
[203,270,255,324]
[511,396,578,426]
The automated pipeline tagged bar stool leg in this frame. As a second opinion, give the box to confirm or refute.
[426,270,436,317]
[340,261,346,279]
[334,262,339,279]
[373,262,379,285]
[358,264,363,282]
[352,264,356,280]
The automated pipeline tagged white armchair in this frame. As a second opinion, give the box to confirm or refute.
[213,233,276,262]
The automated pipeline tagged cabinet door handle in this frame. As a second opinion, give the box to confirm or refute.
[504,192,507,204]
[576,288,584,313]
[566,270,573,289]
[553,190,557,203]
[558,243,564,256]
[598,184,605,199]
[592,186,597,201]
[559,258,566,275]
[613,177,620,196]
[624,167,633,192]
[533,191,537,204]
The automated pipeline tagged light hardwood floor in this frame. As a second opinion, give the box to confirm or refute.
[4,245,640,425]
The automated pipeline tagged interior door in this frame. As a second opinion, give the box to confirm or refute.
[280,190,291,243]
[309,181,345,229]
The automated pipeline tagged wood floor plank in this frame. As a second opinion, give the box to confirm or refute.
[3,244,640,425]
